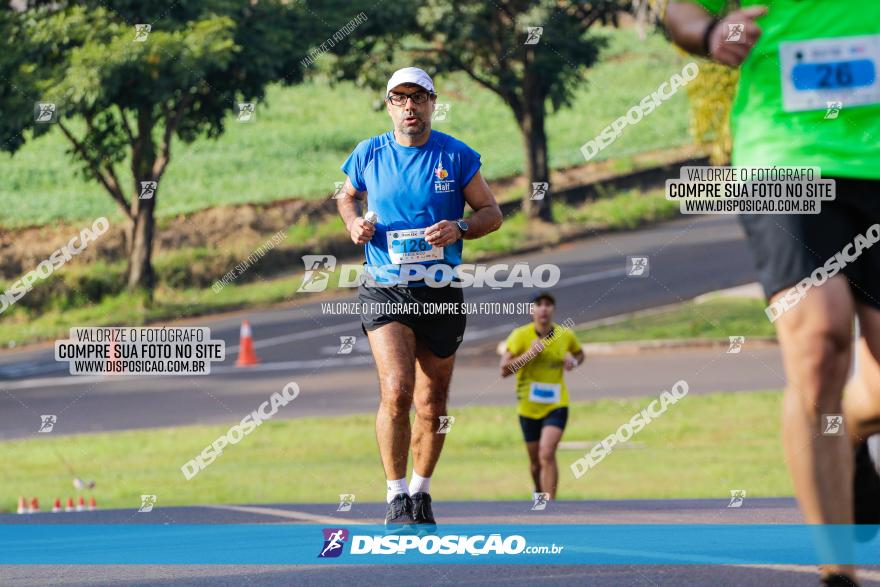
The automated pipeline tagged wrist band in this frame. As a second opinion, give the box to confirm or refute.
[702,18,720,57]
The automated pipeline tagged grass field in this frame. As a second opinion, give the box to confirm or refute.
[579,296,776,343]
[0,28,692,229]
[0,389,789,512]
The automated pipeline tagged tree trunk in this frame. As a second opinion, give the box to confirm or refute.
[126,110,157,295]
[519,102,552,222]
[520,45,553,222]
[127,197,155,292]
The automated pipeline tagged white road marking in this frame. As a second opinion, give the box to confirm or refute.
[202,503,367,525]
[210,355,375,374]
[228,321,357,353]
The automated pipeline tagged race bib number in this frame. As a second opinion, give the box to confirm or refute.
[779,35,880,112]
[387,228,443,265]
[529,381,561,404]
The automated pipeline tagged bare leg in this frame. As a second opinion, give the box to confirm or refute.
[538,425,564,499]
[773,276,855,578]
[410,340,455,480]
[844,304,880,442]
[525,441,541,492]
[366,323,417,481]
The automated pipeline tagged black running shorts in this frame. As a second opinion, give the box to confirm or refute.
[738,177,880,309]
[519,407,569,443]
[358,283,466,358]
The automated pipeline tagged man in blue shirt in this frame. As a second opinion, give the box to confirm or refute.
[337,67,503,530]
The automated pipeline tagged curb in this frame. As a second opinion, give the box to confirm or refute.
[580,336,778,355]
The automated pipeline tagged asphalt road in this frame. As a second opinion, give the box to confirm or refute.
[0,215,776,439]
[8,564,876,587]
[3,499,879,587]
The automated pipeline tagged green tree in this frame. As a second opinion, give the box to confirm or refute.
[335,0,623,222]
[0,1,315,294]
[421,1,630,221]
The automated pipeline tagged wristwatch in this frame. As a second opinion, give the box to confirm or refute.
[455,219,469,238]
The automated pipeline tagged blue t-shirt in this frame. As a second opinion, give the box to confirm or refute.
[341,130,482,286]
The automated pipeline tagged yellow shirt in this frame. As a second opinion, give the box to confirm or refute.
[505,322,583,419]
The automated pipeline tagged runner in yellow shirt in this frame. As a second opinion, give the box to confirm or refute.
[500,292,584,499]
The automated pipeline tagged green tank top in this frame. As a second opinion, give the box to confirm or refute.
[687,0,880,179]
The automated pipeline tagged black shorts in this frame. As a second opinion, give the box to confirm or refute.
[519,407,568,443]
[358,283,466,358]
[738,177,880,309]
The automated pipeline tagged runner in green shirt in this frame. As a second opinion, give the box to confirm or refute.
[665,3,880,586]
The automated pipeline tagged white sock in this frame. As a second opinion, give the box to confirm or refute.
[386,478,408,503]
[408,471,430,495]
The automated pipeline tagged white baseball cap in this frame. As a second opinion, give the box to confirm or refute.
[386,67,435,96]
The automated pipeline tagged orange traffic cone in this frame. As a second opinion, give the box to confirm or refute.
[16,497,26,514]
[29,497,39,513]
[235,321,260,367]
[76,496,85,512]
[65,497,74,512]
[52,498,62,513]
[88,496,97,511]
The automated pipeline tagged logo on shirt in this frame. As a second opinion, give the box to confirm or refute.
[433,160,454,193]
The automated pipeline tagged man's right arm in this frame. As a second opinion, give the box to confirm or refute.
[665,2,767,68]
[336,177,375,245]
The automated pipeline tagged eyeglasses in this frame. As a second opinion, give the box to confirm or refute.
[387,91,434,106]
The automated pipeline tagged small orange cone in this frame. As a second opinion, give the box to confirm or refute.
[16,497,26,514]
[65,497,74,512]
[76,496,85,512]
[52,498,62,513]
[235,321,260,367]
[29,497,39,513]
[88,496,97,511]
